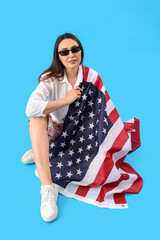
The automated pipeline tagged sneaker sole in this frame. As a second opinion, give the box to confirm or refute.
[21,149,35,164]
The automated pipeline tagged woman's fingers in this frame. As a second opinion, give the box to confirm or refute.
[74,86,83,91]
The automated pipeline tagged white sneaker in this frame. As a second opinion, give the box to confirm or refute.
[40,184,58,222]
[21,149,34,164]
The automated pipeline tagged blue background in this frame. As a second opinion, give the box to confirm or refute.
[0,0,159,239]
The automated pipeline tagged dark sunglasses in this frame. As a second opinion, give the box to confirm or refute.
[58,46,81,56]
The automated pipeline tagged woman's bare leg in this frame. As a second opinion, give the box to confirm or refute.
[29,116,54,187]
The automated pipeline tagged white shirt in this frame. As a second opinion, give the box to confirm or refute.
[25,64,83,124]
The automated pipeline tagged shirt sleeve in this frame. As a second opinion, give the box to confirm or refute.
[25,78,53,118]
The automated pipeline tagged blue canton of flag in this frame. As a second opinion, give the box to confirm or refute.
[49,78,113,188]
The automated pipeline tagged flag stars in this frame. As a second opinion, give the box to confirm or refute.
[81,85,85,91]
[81,115,85,121]
[79,136,85,143]
[76,157,81,164]
[82,94,87,100]
[102,128,106,134]
[49,152,53,158]
[76,168,82,176]
[85,154,90,161]
[78,147,83,153]
[74,120,79,125]
[78,109,82,115]
[98,98,102,103]
[89,111,95,118]
[75,101,80,107]
[55,173,62,179]
[58,151,65,158]
[66,171,73,178]
[88,100,94,107]
[103,117,109,125]
[60,142,66,148]
[68,149,75,156]
[57,161,63,169]
[89,122,95,129]
[95,141,98,147]
[50,142,55,148]
[88,133,94,140]
[72,130,76,135]
[49,162,52,167]
[95,129,98,135]
[88,89,93,95]
[68,115,74,121]
[70,139,76,145]
[62,131,68,138]
[79,125,85,132]
[86,144,92,150]
[67,160,73,167]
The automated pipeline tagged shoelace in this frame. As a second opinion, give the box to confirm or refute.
[40,187,57,208]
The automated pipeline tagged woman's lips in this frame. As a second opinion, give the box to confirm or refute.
[69,60,76,64]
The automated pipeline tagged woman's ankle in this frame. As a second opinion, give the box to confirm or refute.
[41,181,55,188]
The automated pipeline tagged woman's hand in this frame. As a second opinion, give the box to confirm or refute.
[64,86,83,105]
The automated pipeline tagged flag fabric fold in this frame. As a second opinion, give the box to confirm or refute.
[49,65,143,209]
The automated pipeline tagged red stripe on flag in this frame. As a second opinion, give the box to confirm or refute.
[105,90,110,102]
[96,174,129,203]
[124,122,135,132]
[94,74,103,90]
[75,152,114,197]
[76,128,129,200]
[89,152,114,187]
[115,156,126,169]
[108,108,119,124]
[109,128,129,156]
[82,65,89,82]
[120,162,143,194]
[129,118,141,152]
[113,162,143,205]
[75,186,91,197]
[114,193,127,205]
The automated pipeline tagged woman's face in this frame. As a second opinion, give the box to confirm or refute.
[58,38,81,70]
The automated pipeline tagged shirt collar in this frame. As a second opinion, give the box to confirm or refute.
[59,64,83,87]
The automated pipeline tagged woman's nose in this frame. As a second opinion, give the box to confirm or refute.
[68,50,74,56]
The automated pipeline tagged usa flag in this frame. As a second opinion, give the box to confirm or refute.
[49,65,143,209]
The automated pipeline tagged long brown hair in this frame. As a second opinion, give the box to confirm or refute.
[38,33,84,83]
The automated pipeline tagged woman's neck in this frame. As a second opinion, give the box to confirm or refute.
[65,66,79,80]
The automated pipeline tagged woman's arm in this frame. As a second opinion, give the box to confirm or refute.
[25,78,53,118]
[42,98,68,115]
[42,86,82,115]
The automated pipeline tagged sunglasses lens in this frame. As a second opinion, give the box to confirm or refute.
[72,46,81,53]
[59,46,81,56]
[60,50,69,56]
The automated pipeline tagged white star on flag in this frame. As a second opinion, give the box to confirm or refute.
[76,168,82,175]
[67,160,73,167]
[58,151,65,158]
[66,171,73,178]
[50,142,55,148]
[68,149,74,156]
[89,111,95,118]
[79,125,85,132]
[62,131,68,138]
[57,161,63,169]
[55,173,62,179]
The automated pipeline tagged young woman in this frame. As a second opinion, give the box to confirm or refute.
[22,33,84,222]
